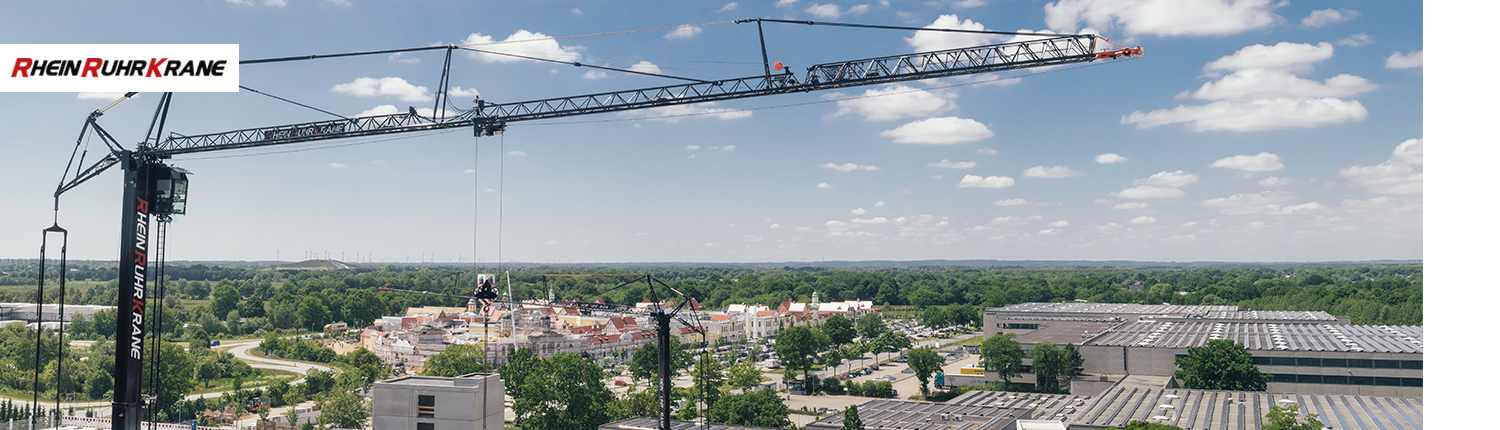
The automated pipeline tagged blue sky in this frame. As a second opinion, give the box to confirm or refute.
[0,0,1424,263]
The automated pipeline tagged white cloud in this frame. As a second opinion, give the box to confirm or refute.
[989,216,1034,226]
[331,77,431,102]
[225,0,253,5]
[1200,190,1296,214]
[1038,229,1057,235]
[1302,9,1356,27]
[77,92,126,100]
[822,162,880,172]
[1203,42,1333,74]
[1189,70,1377,101]
[1048,220,1071,228]
[770,223,784,229]
[744,235,763,243]
[665,26,703,40]
[1119,186,1184,199]
[930,175,943,179]
[956,175,1015,189]
[1095,153,1128,164]
[853,217,889,225]
[717,3,738,12]
[507,151,527,156]
[1134,170,1199,187]
[1097,222,1123,232]
[722,145,737,151]
[829,85,955,121]
[1022,165,1082,178]
[388,52,420,64]
[263,0,286,7]
[355,105,399,117]
[1043,0,1283,37]
[849,4,871,15]
[851,208,867,215]
[448,86,481,98]
[993,198,1028,206]
[1122,97,1368,132]
[461,31,583,63]
[1127,216,1156,225]
[1339,139,1423,195]
[927,159,976,169]
[880,117,993,144]
[582,70,609,80]
[906,15,1002,52]
[571,7,583,14]
[685,145,701,150]
[1114,202,1148,210]
[874,201,886,207]
[1385,51,1422,69]
[977,148,998,156]
[628,61,662,75]
[1257,176,1292,186]
[632,102,751,122]
[817,183,834,189]
[1210,152,1284,171]
[1337,33,1374,47]
[953,0,985,9]
[806,3,842,18]
[776,0,798,7]
[371,160,387,167]
[330,163,347,168]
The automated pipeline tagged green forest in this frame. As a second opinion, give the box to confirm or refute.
[1,260,1421,334]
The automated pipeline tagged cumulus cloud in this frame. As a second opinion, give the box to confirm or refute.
[817,182,834,189]
[571,7,583,14]
[743,235,763,243]
[1385,51,1422,69]
[822,162,880,172]
[1257,176,1292,186]
[630,102,751,122]
[1339,138,1423,194]
[1095,153,1128,164]
[851,208,867,215]
[1204,42,1333,74]
[665,26,702,40]
[448,86,481,98]
[880,117,993,144]
[770,223,784,229]
[1189,70,1376,100]
[828,85,955,121]
[952,0,985,9]
[977,148,998,156]
[874,201,885,207]
[993,199,1028,206]
[776,0,798,7]
[957,175,1015,189]
[1127,216,1156,225]
[582,70,609,80]
[927,159,977,169]
[685,145,700,150]
[1048,220,1071,228]
[1022,165,1082,178]
[461,31,583,63]
[717,3,738,12]
[1122,97,1368,132]
[355,105,399,117]
[1114,202,1148,210]
[989,216,1037,226]
[853,217,889,225]
[330,163,347,168]
[1043,0,1284,37]
[722,145,737,151]
[906,15,1001,52]
[1200,190,1296,215]
[507,151,527,156]
[1337,33,1374,47]
[628,61,662,75]
[1210,152,1284,171]
[1135,170,1199,187]
[1119,186,1184,199]
[331,77,431,102]
[805,3,868,18]
[1302,9,1357,27]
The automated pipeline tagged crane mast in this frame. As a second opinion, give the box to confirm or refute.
[42,21,1141,430]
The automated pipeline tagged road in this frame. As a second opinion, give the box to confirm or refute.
[13,339,335,420]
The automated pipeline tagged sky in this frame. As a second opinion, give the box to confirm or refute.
[0,0,1425,264]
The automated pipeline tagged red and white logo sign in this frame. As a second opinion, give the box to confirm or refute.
[1,44,238,92]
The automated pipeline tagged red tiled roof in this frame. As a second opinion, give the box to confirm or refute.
[711,314,733,321]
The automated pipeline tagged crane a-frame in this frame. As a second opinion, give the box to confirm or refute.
[43,18,1141,430]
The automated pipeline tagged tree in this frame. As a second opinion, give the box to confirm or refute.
[295,296,330,332]
[869,330,910,353]
[980,333,1023,386]
[725,361,766,391]
[920,307,951,329]
[823,315,856,345]
[1122,421,1186,430]
[629,343,657,382]
[906,347,943,398]
[856,314,887,340]
[692,352,725,411]
[1030,342,1068,394]
[823,348,844,374]
[142,342,195,409]
[511,352,613,430]
[948,304,979,327]
[319,391,369,429]
[1263,404,1324,430]
[1173,339,1270,391]
[705,389,791,428]
[210,283,241,320]
[1062,343,1085,381]
[842,404,866,430]
[774,325,828,394]
[605,390,656,421]
[421,344,488,377]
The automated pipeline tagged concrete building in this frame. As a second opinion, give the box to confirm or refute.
[804,399,1034,430]
[598,418,784,430]
[1067,385,1423,430]
[0,302,116,325]
[371,373,504,430]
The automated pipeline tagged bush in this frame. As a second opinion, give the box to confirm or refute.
[822,377,844,395]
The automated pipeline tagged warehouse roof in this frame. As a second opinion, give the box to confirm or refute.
[1069,385,1423,430]
[804,399,1031,430]
[1084,321,1424,353]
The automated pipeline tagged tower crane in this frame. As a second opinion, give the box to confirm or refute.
[42,18,1141,430]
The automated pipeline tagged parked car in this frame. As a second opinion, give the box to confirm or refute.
[614,380,627,386]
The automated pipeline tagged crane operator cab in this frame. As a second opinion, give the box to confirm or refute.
[150,164,191,216]
[475,273,499,300]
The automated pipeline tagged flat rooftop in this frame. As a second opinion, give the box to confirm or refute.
[1070,385,1423,430]
[805,399,1030,430]
[373,373,503,389]
[1084,321,1424,354]
[599,417,784,430]
[947,390,1094,424]
[993,303,1239,315]
[1006,319,1125,346]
